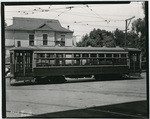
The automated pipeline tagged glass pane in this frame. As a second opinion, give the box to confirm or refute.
[74,59,80,65]
[56,54,63,58]
[43,34,47,40]
[65,60,72,65]
[37,53,45,58]
[56,60,63,65]
[106,54,112,57]
[91,59,98,65]
[81,59,88,65]
[50,60,55,65]
[121,54,127,57]
[66,54,72,58]
[99,54,104,57]
[29,34,34,40]
[61,35,65,41]
[74,54,80,57]
[82,54,89,57]
[91,54,97,57]
[40,53,45,58]
[114,54,119,57]
[29,41,34,46]
[46,53,54,58]
[43,40,47,45]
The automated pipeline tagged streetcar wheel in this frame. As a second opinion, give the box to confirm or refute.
[35,77,41,84]
[50,76,66,83]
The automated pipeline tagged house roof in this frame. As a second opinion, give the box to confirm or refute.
[5,17,73,33]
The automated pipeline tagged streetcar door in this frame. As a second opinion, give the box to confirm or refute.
[14,50,33,77]
[129,51,141,73]
[24,51,33,76]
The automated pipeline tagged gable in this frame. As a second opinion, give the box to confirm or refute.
[36,24,53,31]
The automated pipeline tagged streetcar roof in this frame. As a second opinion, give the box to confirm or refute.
[10,46,141,52]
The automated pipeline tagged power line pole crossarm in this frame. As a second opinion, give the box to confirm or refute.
[125,16,135,47]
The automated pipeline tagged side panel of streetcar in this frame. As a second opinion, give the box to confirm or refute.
[33,65,129,77]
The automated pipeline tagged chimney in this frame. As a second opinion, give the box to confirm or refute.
[67,25,70,30]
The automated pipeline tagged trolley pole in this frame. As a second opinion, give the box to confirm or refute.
[124,16,135,47]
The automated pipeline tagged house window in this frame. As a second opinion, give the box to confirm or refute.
[60,35,65,46]
[29,34,34,46]
[43,34,48,45]
[17,41,21,47]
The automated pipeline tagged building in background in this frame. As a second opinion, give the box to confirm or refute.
[5,17,75,47]
[5,17,76,63]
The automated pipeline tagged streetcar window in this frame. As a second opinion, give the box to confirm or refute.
[82,54,89,65]
[82,54,89,58]
[99,59,106,65]
[49,60,55,65]
[56,54,63,66]
[74,59,80,65]
[65,54,72,58]
[106,59,113,64]
[91,54,97,57]
[16,53,19,56]
[81,59,87,65]
[132,54,137,61]
[121,54,127,57]
[46,53,54,58]
[106,54,112,57]
[56,54,63,58]
[74,54,80,57]
[56,60,63,66]
[37,53,45,58]
[90,54,98,65]
[34,53,37,58]
[65,54,72,65]
[46,53,50,58]
[113,54,119,57]
[99,54,104,57]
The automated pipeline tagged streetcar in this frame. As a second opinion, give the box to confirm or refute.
[9,46,141,84]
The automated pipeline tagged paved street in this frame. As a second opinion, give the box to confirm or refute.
[6,73,147,117]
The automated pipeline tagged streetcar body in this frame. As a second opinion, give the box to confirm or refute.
[9,46,141,83]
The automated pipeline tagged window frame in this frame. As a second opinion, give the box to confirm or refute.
[43,34,48,45]
[29,34,34,46]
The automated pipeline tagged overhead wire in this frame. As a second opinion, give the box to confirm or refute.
[55,6,74,18]
[5,4,133,34]
[5,4,128,23]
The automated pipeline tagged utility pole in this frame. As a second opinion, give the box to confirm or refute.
[124,16,135,47]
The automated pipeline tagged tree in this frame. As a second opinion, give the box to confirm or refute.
[126,31,139,48]
[77,28,115,47]
[113,28,125,47]
[131,18,146,60]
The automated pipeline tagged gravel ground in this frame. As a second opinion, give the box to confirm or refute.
[6,73,147,117]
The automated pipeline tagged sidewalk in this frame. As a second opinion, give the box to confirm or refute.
[29,100,148,118]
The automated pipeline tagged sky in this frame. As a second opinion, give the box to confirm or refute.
[4,2,145,42]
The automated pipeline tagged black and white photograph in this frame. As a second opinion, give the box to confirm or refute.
[2,1,148,118]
